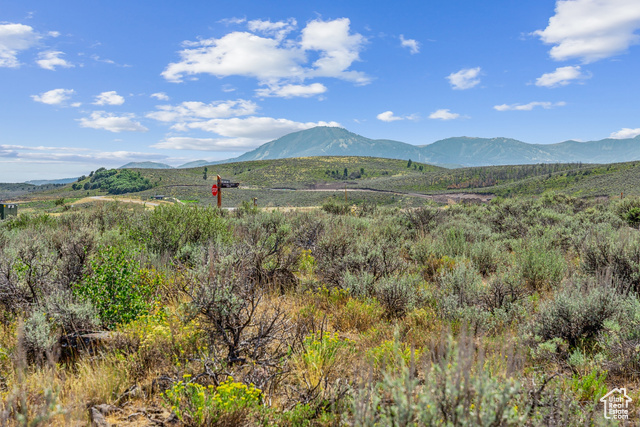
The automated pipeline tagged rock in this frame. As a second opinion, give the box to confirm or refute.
[165,412,180,425]
[90,407,109,427]
[94,404,120,416]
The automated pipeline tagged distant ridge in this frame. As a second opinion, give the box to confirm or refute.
[137,127,640,169]
[25,177,78,185]
[119,161,173,169]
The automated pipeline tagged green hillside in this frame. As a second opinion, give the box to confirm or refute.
[10,157,640,209]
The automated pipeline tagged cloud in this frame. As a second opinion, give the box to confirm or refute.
[400,35,420,54]
[428,109,461,120]
[247,18,297,40]
[376,111,420,122]
[152,136,260,151]
[535,65,590,87]
[147,99,258,122]
[300,18,369,83]
[376,111,403,122]
[152,117,340,151]
[0,143,166,163]
[446,67,481,90]
[93,91,125,105]
[162,17,369,87]
[610,127,640,139]
[151,92,170,101]
[0,23,41,67]
[534,0,640,62]
[493,101,566,111]
[218,17,246,26]
[31,88,75,105]
[180,116,340,140]
[78,111,148,132]
[255,83,327,98]
[36,50,73,70]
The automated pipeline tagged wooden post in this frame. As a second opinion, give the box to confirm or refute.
[253,197,257,207]
[217,175,222,208]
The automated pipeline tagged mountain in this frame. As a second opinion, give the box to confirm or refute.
[177,160,215,169]
[25,177,78,185]
[129,127,640,169]
[226,126,428,163]
[419,137,556,166]
[119,161,173,169]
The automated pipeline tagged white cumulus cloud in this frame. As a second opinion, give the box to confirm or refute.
[534,0,640,62]
[31,88,75,105]
[0,23,41,67]
[79,111,148,133]
[610,128,640,139]
[36,50,73,70]
[180,116,340,139]
[162,17,369,88]
[151,92,170,101]
[493,101,566,111]
[256,83,327,98]
[535,65,590,87]
[152,116,340,151]
[428,109,461,120]
[400,35,420,54]
[147,99,258,122]
[93,91,125,105]
[376,111,403,122]
[446,67,481,90]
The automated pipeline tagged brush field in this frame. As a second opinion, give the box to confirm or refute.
[1,188,640,425]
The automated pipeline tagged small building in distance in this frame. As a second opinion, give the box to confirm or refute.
[152,195,165,200]
[0,202,18,220]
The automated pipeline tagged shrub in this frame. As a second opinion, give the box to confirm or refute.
[613,196,640,227]
[470,239,502,276]
[186,262,289,367]
[403,206,440,236]
[321,198,351,215]
[132,204,230,257]
[514,236,566,291]
[375,274,421,319]
[162,375,261,425]
[74,246,158,328]
[23,312,56,362]
[351,334,523,426]
[580,227,640,293]
[291,331,354,396]
[531,278,623,348]
[435,262,484,319]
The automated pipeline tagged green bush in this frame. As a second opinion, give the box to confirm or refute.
[613,196,640,227]
[74,245,157,328]
[132,204,231,257]
[514,236,566,291]
[321,198,351,215]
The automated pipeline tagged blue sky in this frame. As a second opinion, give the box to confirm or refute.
[1,0,640,181]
